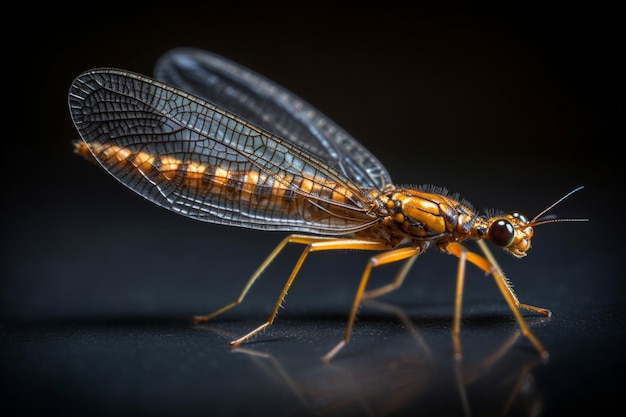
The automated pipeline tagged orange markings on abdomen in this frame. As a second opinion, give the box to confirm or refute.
[76,141,355,212]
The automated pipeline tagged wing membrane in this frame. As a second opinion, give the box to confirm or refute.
[69,69,378,234]
[154,48,393,190]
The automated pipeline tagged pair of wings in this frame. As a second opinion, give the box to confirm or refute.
[68,47,393,234]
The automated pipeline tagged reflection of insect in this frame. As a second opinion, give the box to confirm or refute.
[69,48,585,363]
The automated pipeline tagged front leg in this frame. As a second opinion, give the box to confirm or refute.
[445,241,549,360]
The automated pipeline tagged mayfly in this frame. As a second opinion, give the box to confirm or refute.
[69,47,585,363]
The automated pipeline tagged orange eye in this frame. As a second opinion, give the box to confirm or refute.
[489,219,515,247]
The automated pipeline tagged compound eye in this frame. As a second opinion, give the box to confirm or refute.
[489,219,515,247]
[511,211,528,224]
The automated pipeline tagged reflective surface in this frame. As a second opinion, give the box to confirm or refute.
[1,186,619,416]
[2,313,549,416]
[2,4,621,417]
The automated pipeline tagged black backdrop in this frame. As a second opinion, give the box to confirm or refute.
[2,3,622,417]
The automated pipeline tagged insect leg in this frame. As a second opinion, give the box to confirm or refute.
[445,242,549,360]
[452,244,467,359]
[228,237,391,348]
[361,253,419,300]
[476,240,551,317]
[193,234,343,323]
[321,246,420,363]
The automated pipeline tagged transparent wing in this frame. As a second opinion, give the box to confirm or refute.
[69,69,378,235]
[154,47,393,190]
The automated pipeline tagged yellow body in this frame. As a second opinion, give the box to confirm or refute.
[71,67,583,363]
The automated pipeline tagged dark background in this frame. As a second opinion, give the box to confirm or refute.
[2,3,622,416]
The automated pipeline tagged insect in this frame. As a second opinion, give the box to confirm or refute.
[69,48,585,363]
